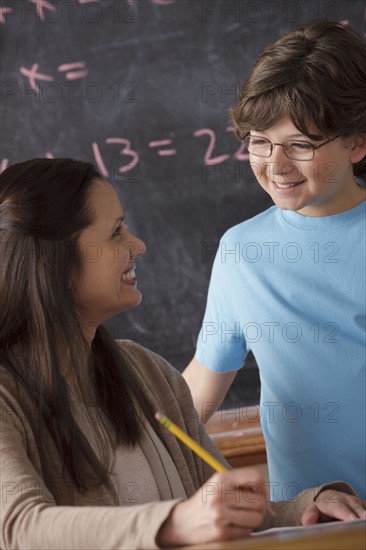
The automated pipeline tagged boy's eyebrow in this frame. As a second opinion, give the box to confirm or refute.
[287,133,323,140]
[253,131,324,141]
[287,133,308,138]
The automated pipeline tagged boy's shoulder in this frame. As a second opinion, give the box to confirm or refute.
[222,205,278,241]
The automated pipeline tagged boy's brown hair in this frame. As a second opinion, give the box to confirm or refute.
[231,20,366,182]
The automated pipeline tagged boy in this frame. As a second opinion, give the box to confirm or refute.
[183,21,366,502]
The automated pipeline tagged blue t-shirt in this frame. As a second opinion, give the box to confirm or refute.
[196,201,366,501]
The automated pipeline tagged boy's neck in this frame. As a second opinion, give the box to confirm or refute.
[295,182,366,217]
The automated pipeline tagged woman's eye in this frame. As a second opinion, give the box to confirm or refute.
[113,226,122,237]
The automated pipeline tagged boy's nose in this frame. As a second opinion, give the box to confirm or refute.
[267,148,300,182]
[270,143,290,163]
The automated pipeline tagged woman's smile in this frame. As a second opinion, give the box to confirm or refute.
[121,265,137,285]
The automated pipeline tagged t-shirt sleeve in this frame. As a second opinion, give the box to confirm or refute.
[195,233,248,372]
[0,391,181,550]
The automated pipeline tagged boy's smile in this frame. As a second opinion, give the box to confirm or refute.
[249,116,366,217]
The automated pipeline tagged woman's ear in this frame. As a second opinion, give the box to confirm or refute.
[349,134,366,164]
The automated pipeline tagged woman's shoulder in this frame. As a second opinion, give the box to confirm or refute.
[114,339,187,389]
[115,339,173,368]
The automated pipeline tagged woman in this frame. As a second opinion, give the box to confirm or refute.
[0,158,363,550]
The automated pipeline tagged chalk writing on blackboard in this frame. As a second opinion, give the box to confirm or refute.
[0,159,9,174]
[0,127,249,176]
[58,62,88,81]
[19,62,89,92]
[0,6,12,22]
[29,0,57,21]
[92,126,249,177]
[19,65,54,93]
[148,140,177,157]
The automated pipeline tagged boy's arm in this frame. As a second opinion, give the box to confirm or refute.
[259,482,365,530]
[183,357,237,423]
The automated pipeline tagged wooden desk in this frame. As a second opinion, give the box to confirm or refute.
[179,521,366,550]
[206,406,267,468]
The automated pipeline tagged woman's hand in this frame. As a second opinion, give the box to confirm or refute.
[302,490,366,525]
[156,468,268,547]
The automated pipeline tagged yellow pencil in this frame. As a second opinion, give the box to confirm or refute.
[155,410,276,517]
[155,411,227,472]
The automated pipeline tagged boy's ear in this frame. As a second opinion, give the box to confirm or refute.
[349,134,366,164]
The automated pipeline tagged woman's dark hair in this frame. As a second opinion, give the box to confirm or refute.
[231,20,366,182]
[0,158,154,492]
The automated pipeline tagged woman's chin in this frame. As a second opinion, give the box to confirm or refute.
[120,292,143,311]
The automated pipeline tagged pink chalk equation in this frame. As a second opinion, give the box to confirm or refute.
[29,0,56,21]
[194,126,249,164]
[2,127,250,177]
[92,139,139,177]
[89,126,249,177]
[58,62,88,80]
[194,128,230,165]
[19,61,88,92]
[148,139,177,157]
[19,64,54,93]
[0,159,9,174]
[0,6,12,23]
[226,126,249,161]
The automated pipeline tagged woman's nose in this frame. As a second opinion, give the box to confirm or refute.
[136,236,146,256]
[128,234,146,257]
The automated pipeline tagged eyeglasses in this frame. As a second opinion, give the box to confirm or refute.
[242,133,340,161]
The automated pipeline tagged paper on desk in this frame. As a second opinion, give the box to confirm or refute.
[251,518,366,537]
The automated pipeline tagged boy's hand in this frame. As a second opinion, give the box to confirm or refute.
[302,490,366,525]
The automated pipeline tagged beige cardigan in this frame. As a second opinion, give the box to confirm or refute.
[0,340,355,549]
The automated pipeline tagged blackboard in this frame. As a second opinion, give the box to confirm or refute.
[1,0,365,408]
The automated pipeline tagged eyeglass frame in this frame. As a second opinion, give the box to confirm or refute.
[242,133,341,161]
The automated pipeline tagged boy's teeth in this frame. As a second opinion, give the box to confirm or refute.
[121,268,135,281]
[276,182,299,188]
[275,181,301,189]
